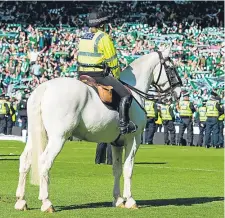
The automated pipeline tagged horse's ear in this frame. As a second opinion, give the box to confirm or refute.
[162,45,171,58]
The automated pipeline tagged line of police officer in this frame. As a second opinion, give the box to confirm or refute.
[0,94,28,135]
[145,98,176,145]
[197,92,224,148]
[144,91,224,148]
[0,95,16,135]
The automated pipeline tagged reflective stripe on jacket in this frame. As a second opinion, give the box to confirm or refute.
[78,30,120,78]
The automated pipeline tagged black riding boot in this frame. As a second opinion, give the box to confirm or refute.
[119,96,138,135]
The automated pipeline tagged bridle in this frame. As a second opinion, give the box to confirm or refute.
[151,51,183,98]
[120,51,183,101]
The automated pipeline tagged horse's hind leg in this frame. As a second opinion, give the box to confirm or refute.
[38,136,65,212]
[111,145,124,208]
[15,137,32,210]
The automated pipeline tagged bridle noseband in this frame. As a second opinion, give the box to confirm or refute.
[152,51,183,97]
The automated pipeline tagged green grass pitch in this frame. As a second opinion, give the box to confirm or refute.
[0,140,224,218]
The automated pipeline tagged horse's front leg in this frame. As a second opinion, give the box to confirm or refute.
[111,145,124,208]
[123,135,140,209]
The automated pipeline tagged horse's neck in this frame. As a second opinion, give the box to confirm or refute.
[120,53,158,93]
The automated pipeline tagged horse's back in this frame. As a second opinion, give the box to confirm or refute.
[29,77,119,141]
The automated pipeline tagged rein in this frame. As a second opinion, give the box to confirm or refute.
[119,80,157,100]
[120,51,182,101]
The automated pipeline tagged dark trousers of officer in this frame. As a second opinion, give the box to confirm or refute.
[218,120,224,147]
[6,115,13,135]
[0,114,6,134]
[197,121,206,146]
[163,120,176,145]
[205,117,219,147]
[95,143,112,165]
[178,117,193,145]
[145,118,156,144]
[21,116,28,130]
[155,124,162,132]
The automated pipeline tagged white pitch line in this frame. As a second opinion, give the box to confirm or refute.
[0,147,17,149]
[55,161,222,172]
[136,165,223,173]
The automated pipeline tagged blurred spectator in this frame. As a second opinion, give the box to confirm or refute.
[0,1,223,134]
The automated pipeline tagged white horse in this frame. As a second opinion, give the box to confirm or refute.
[15,48,182,212]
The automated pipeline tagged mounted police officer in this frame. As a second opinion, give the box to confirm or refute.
[176,91,196,146]
[218,101,224,148]
[160,98,176,145]
[205,92,223,148]
[77,10,137,135]
[196,100,207,147]
[0,95,10,134]
[144,99,158,144]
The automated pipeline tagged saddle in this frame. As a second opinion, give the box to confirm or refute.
[79,75,113,104]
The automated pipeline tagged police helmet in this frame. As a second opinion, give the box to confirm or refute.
[5,95,10,101]
[210,91,220,101]
[202,100,207,106]
[87,11,108,27]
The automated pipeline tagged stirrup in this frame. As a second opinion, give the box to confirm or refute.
[120,121,138,135]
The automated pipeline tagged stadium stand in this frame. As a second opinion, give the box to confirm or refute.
[0,1,224,133]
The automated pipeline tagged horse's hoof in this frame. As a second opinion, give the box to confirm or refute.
[41,199,54,212]
[46,205,55,213]
[113,197,125,208]
[15,200,28,211]
[125,198,138,209]
[131,204,139,209]
[117,203,125,208]
[23,204,28,211]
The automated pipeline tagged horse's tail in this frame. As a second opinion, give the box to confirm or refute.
[29,83,48,186]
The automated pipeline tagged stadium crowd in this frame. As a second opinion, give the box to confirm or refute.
[0,1,224,147]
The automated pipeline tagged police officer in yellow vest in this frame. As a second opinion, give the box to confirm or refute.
[77,10,137,136]
[176,91,196,146]
[196,100,207,147]
[0,95,10,134]
[5,96,16,135]
[144,99,158,144]
[218,101,224,148]
[205,91,223,148]
[161,98,176,145]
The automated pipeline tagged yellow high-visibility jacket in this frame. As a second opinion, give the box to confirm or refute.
[78,30,120,78]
